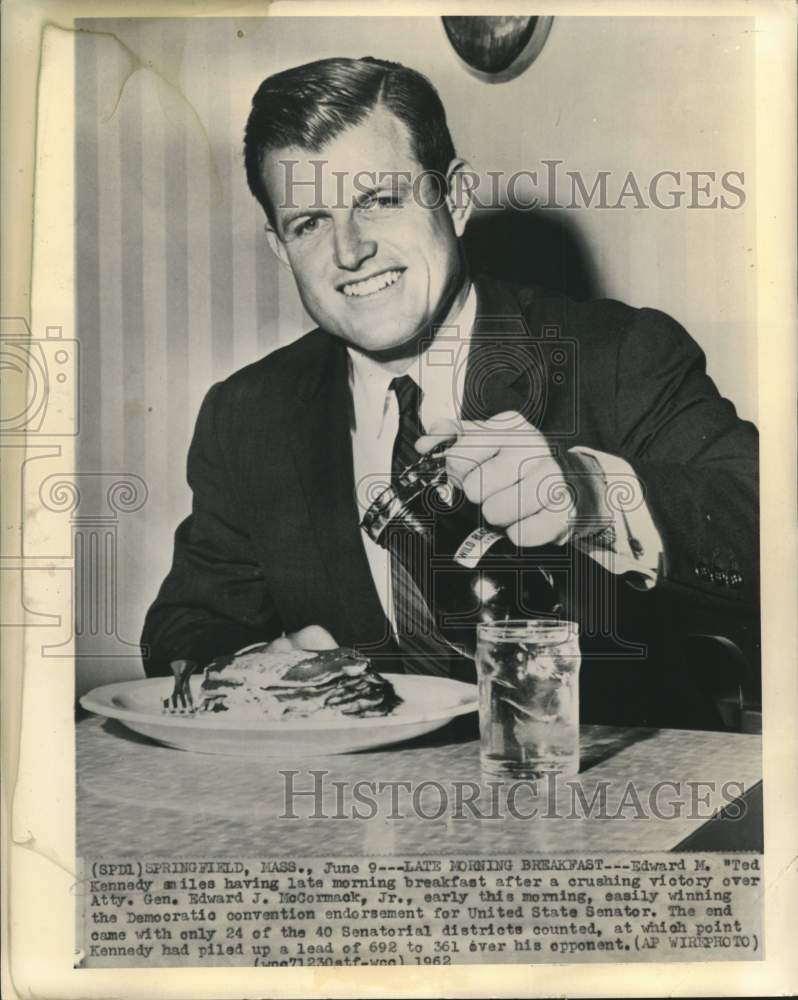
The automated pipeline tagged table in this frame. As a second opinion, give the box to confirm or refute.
[76,711,762,858]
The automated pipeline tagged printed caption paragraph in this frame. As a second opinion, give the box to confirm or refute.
[76,853,762,967]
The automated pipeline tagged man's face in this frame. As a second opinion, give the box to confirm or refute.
[260,107,470,356]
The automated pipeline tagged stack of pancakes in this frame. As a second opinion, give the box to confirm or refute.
[198,645,402,720]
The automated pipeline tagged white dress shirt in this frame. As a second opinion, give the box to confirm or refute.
[348,284,663,627]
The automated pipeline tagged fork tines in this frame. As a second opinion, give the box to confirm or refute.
[162,658,198,715]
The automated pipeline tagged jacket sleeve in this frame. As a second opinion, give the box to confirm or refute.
[612,307,759,607]
[140,383,282,675]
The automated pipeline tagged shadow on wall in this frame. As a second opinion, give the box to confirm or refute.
[464,207,600,302]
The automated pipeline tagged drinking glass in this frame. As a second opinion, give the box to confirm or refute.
[476,619,580,780]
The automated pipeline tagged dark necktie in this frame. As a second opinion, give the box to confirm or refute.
[389,375,466,677]
[390,374,425,482]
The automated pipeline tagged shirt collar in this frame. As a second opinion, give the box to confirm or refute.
[347,283,478,436]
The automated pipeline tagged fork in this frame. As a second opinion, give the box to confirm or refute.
[162,659,199,714]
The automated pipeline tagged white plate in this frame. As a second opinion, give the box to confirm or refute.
[79,675,478,757]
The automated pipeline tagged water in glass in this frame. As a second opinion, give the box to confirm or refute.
[476,620,580,780]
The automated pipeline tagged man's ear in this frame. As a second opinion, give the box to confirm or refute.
[264,224,291,267]
[445,159,476,237]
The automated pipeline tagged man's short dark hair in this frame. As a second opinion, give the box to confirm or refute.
[244,56,456,225]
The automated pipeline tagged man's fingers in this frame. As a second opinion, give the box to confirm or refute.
[415,433,500,490]
[416,415,551,490]
[461,449,537,505]
[482,482,537,527]
[414,418,460,455]
[506,508,571,549]
[445,443,501,490]
[463,452,562,509]
[417,414,544,453]
[478,461,562,526]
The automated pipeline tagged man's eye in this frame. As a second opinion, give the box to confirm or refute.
[287,216,328,240]
[295,217,320,237]
[361,194,401,211]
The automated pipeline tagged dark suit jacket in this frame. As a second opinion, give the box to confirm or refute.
[142,278,759,725]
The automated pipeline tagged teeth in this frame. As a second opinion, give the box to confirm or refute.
[341,270,402,298]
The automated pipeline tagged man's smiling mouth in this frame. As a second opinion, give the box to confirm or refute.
[339,269,404,298]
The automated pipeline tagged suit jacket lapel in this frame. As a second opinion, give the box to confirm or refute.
[286,335,389,648]
[463,278,548,423]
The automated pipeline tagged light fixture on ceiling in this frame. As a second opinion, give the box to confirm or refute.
[442,16,553,83]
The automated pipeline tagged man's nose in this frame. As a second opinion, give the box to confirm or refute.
[332,216,377,271]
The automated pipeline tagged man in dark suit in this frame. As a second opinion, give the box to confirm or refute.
[142,57,758,726]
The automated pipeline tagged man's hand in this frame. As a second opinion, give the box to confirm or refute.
[259,624,338,653]
[415,413,574,548]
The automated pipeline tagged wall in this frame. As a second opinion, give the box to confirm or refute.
[73,15,757,693]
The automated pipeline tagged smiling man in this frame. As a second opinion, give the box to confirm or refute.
[142,57,758,726]
[260,104,471,362]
